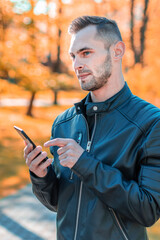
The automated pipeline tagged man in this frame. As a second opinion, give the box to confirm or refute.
[24,16,160,240]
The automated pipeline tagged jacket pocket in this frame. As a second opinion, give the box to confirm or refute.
[108,207,130,240]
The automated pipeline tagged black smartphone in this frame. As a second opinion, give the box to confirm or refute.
[14,126,48,162]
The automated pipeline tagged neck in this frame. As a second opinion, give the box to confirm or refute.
[90,72,125,102]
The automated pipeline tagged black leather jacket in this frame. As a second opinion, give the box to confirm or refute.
[30,83,160,240]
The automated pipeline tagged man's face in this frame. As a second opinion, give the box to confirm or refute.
[69,25,112,91]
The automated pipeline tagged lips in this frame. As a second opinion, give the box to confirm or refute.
[78,73,91,79]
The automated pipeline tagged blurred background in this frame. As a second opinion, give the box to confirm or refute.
[0,0,160,239]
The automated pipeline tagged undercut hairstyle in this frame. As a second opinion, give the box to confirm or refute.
[68,16,122,49]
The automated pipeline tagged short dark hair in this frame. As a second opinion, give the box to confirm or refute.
[68,16,122,48]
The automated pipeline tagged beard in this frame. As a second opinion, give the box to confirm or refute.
[79,53,112,92]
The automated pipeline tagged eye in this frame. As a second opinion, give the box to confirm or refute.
[70,54,75,60]
[82,51,91,57]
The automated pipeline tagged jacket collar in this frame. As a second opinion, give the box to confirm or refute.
[75,82,132,116]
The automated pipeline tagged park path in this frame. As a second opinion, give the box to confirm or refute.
[0,98,80,107]
[0,184,57,240]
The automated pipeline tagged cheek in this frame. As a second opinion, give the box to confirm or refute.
[93,58,106,75]
[85,54,107,73]
[87,58,100,72]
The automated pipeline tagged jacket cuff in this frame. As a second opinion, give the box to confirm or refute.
[30,165,54,184]
[72,151,98,179]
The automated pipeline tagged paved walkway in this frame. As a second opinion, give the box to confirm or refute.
[0,184,57,240]
[0,98,80,107]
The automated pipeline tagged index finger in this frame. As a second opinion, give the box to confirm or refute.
[44,138,72,148]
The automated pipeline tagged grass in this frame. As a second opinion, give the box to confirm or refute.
[0,89,160,239]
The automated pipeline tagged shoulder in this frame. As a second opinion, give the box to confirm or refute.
[52,106,77,128]
[117,94,160,134]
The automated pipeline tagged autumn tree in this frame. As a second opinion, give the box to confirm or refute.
[10,0,52,115]
[10,0,41,116]
[16,62,50,116]
[44,0,73,104]
[0,0,14,79]
[130,0,149,66]
[0,0,16,103]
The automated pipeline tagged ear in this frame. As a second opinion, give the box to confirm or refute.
[113,41,125,60]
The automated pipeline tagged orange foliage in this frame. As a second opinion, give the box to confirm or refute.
[126,62,160,105]
[0,0,159,101]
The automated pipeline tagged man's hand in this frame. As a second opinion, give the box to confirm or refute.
[24,143,52,177]
[44,138,84,168]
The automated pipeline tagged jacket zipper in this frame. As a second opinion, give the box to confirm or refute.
[86,114,97,152]
[73,181,83,240]
[109,208,129,240]
[73,114,97,240]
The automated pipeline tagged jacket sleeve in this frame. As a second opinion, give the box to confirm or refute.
[72,120,160,227]
[30,120,59,212]
[30,163,58,212]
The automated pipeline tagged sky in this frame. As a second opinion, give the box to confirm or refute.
[10,0,73,15]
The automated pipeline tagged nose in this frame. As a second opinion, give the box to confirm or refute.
[73,57,84,71]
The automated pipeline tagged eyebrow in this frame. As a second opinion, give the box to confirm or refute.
[69,47,93,55]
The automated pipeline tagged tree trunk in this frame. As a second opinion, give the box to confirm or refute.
[140,0,149,66]
[130,0,135,62]
[54,28,62,73]
[54,1,62,73]
[52,89,58,105]
[26,91,36,116]
[130,0,140,64]
[130,0,149,65]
